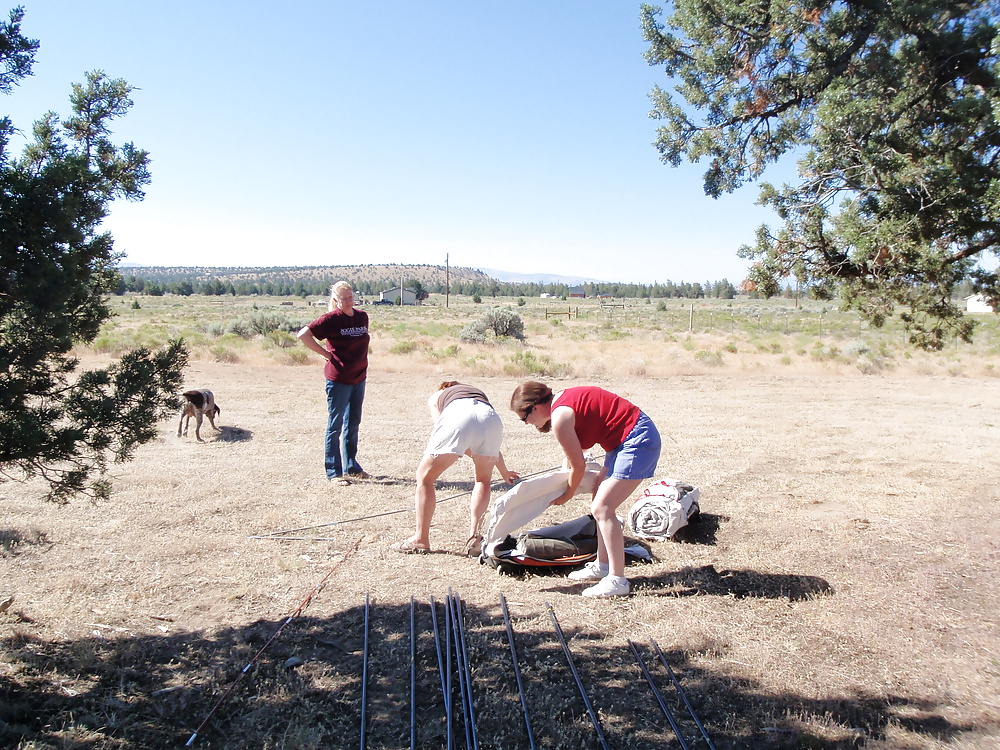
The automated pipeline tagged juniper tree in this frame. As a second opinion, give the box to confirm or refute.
[641,1,1000,348]
[1,7,187,501]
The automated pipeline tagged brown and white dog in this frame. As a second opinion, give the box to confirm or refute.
[177,389,221,442]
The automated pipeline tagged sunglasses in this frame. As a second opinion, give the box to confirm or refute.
[520,404,535,422]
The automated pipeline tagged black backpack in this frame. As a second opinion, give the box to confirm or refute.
[481,515,600,576]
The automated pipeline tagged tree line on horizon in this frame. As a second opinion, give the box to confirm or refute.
[117,270,985,304]
[116,271,743,300]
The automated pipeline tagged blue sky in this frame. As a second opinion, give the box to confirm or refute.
[4,1,793,284]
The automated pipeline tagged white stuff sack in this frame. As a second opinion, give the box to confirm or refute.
[482,462,604,556]
[627,479,700,541]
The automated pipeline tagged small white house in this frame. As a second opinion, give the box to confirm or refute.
[965,294,995,313]
[380,287,419,305]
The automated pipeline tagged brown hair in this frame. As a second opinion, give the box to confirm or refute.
[510,381,553,418]
[438,381,460,390]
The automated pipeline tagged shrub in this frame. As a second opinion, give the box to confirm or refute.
[694,350,724,367]
[390,341,420,355]
[430,344,460,360]
[224,311,299,339]
[600,328,631,341]
[276,348,311,365]
[856,353,886,374]
[459,322,489,344]
[503,349,570,377]
[459,307,525,343]
[264,330,298,349]
[210,345,239,363]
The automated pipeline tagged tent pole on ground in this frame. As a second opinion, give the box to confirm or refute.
[360,592,370,750]
[500,593,537,750]
[184,538,362,746]
[628,639,690,749]
[546,602,609,750]
[651,638,717,750]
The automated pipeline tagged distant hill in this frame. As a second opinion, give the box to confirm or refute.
[475,267,608,285]
[119,264,494,287]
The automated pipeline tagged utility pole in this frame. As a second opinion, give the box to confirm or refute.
[446,253,450,308]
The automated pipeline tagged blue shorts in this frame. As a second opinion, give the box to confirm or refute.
[604,412,661,480]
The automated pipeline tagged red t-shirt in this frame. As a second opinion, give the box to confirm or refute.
[308,308,370,384]
[551,386,640,452]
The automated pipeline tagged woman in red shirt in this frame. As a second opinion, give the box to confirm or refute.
[510,382,661,597]
[297,282,370,485]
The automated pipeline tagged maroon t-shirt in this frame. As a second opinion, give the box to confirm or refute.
[551,386,640,452]
[308,308,370,384]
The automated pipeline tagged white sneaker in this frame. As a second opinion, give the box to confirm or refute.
[568,560,609,581]
[582,575,630,598]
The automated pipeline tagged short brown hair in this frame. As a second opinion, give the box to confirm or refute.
[510,381,553,419]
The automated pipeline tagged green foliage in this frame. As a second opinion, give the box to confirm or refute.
[0,10,187,501]
[119,267,750,302]
[389,340,419,355]
[430,344,460,360]
[210,345,239,363]
[223,310,299,339]
[642,1,1000,348]
[503,349,569,378]
[694,349,724,367]
[263,329,297,349]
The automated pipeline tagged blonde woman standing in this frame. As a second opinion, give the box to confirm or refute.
[297,282,370,486]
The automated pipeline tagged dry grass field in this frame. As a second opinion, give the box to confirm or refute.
[2,294,1000,749]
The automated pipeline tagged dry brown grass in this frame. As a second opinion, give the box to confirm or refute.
[2,301,1000,749]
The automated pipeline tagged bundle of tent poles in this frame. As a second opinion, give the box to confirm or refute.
[186,585,715,749]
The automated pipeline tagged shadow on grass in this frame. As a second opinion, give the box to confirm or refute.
[631,565,834,601]
[0,594,987,750]
[670,512,726,545]
[0,528,51,556]
[215,426,254,443]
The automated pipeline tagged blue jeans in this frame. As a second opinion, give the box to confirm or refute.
[325,379,366,478]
